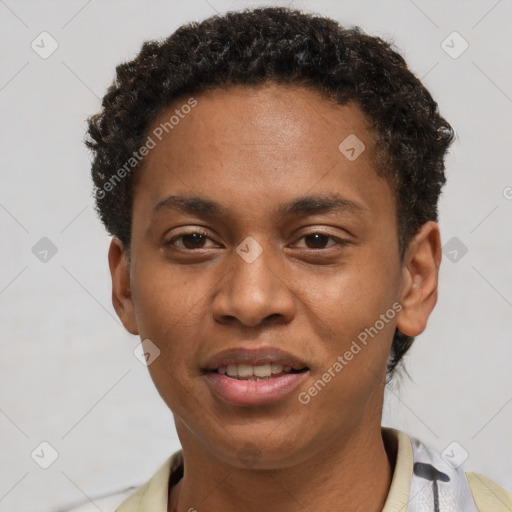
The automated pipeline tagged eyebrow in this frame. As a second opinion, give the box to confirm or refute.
[151,193,370,220]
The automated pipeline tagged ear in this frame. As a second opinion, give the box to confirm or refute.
[396,221,442,337]
[108,237,139,335]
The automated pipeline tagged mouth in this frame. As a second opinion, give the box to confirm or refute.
[210,363,309,381]
[202,347,311,406]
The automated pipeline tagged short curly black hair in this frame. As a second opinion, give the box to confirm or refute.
[85,6,455,377]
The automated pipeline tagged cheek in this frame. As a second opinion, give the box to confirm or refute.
[132,255,197,327]
[296,257,400,381]
[129,264,203,373]
[301,258,400,329]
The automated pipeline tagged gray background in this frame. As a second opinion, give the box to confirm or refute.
[1,1,511,511]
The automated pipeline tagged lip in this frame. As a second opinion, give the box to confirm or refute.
[202,346,309,371]
[202,346,310,407]
[204,370,310,406]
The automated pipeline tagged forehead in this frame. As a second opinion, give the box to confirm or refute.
[133,83,394,227]
[149,83,375,157]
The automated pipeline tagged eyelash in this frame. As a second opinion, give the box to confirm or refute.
[166,229,347,251]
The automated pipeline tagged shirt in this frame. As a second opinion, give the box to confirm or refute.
[69,428,512,511]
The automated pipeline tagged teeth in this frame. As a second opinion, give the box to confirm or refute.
[238,364,254,377]
[218,363,294,379]
[271,363,284,374]
[226,364,238,377]
[254,364,271,377]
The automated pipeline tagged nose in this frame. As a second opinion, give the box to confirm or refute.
[211,242,296,328]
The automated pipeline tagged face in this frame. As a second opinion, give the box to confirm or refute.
[109,83,440,469]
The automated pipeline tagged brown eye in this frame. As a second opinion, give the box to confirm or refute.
[295,232,342,250]
[167,230,217,250]
[180,233,207,249]
[304,233,330,249]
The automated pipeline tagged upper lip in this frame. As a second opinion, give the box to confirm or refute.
[202,347,309,371]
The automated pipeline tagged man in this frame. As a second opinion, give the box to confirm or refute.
[85,6,511,512]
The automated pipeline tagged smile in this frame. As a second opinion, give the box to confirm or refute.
[204,366,310,406]
[216,363,306,380]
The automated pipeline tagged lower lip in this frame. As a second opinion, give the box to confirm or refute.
[204,371,309,406]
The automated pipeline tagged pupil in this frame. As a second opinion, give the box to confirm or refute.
[183,233,204,249]
[306,233,327,248]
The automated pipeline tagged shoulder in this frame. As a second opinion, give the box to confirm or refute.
[387,428,511,512]
[59,487,137,512]
[466,472,512,512]
[115,450,182,511]
[61,451,182,512]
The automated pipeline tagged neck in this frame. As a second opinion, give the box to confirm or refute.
[168,425,396,512]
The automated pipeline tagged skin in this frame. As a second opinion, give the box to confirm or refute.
[108,83,441,512]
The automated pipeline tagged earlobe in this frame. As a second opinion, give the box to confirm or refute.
[396,221,442,338]
[108,237,139,335]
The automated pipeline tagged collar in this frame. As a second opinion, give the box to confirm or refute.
[116,428,425,511]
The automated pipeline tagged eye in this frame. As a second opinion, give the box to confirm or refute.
[165,230,347,251]
[166,230,218,250]
[292,232,345,250]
